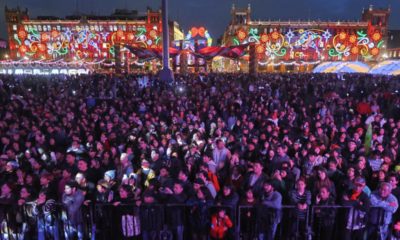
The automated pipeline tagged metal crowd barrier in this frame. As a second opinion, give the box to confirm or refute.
[0,203,390,240]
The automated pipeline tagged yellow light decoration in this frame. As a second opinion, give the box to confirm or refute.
[30,44,38,52]
[149,30,158,39]
[339,32,347,40]
[41,33,50,42]
[256,45,265,54]
[372,32,382,42]
[127,33,135,41]
[349,35,357,44]
[237,29,247,41]
[371,47,379,56]
[271,32,280,40]
[18,30,27,40]
[19,45,27,53]
[116,30,124,38]
[51,30,59,38]
[351,46,359,55]
[38,43,46,52]
[261,34,269,43]
[283,41,289,47]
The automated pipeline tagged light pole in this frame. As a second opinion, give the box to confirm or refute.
[158,0,174,84]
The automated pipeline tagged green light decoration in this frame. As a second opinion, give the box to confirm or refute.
[377,40,384,48]
[25,52,35,56]
[328,48,340,57]
[109,46,115,56]
[275,48,287,57]
[14,35,21,45]
[136,27,146,37]
[248,28,260,42]
[233,38,240,46]
[58,48,68,55]
[29,29,40,38]
[356,30,367,38]
[155,36,161,45]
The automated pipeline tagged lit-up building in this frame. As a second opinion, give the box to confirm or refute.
[5,6,184,64]
[221,4,390,72]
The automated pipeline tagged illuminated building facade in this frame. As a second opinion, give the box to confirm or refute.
[5,6,184,63]
[222,4,390,72]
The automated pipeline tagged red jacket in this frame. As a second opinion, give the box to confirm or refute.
[210,214,233,239]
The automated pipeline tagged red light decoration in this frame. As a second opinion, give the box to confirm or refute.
[351,46,359,55]
[51,30,59,38]
[237,29,247,41]
[372,32,382,42]
[18,30,27,40]
[198,27,206,37]
[339,32,347,40]
[271,32,280,40]
[41,33,50,42]
[116,30,124,38]
[349,35,357,44]
[260,34,269,43]
[19,45,27,53]
[38,43,46,52]
[191,27,199,37]
[371,47,379,56]
[256,44,265,54]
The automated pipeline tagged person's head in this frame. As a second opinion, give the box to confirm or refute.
[143,193,155,203]
[216,139,225,150]
[223,185,233,196]
[118,185,130,199]
[77,159,88,172]
[40,173,52,186]
[379,182,392,199]
[389,174,399,189]
[253,161,263,175]
[354,177,366,193]
[317,168,327,181]
[319,186,330,201]
[178,169,189,181]
[328,159,337,171]
[64,181,77,196]
[62,169,72,179]
[193,178,204,191]
[347,167,355,179]
[66,153,76,165]
[217,209,226,218]
[75,172,86,185]
[263,181,274,194]
[20,187,31,199]
[1,183,12,196]
[296,178,307,192]
[173,182,184,195]
[245,188,254,199]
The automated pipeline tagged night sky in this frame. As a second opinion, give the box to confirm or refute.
[1,0,399,41]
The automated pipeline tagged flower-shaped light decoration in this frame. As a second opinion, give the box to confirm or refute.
[339,32,347,41]
[237,29,247,42]
[372,32,382,42]
[371,47,379,56]
[349,35,357,44]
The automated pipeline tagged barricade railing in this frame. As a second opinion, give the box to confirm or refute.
[0,203,391,240]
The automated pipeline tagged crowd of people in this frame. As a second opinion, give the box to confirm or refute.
[0,72,399,240]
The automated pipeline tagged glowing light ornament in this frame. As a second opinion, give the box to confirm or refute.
[18,30,27,40]
[149,30,158,39]
[271,32,280,40]
[51,30,59,39]
[41,33,50,42]
[237,29,247,41]
[261,34,269,43]
[372,32,382,42]
[322,30,332,42]
[19,45,28,54]
[117,30,124,38]
[198,27,206,37]
[371,48,379,56]
[339,32,347,40]
[349,35,357,44]
[351,46,359,55]
[256,45,265,54]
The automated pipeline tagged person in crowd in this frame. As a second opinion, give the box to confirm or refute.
[369,182,398,240]
[342,177,371,240]
[62,181,85,240]
[209,208,233,239]
[288,177,312,240]
[258,180,282,240]
[314,186,336,240]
